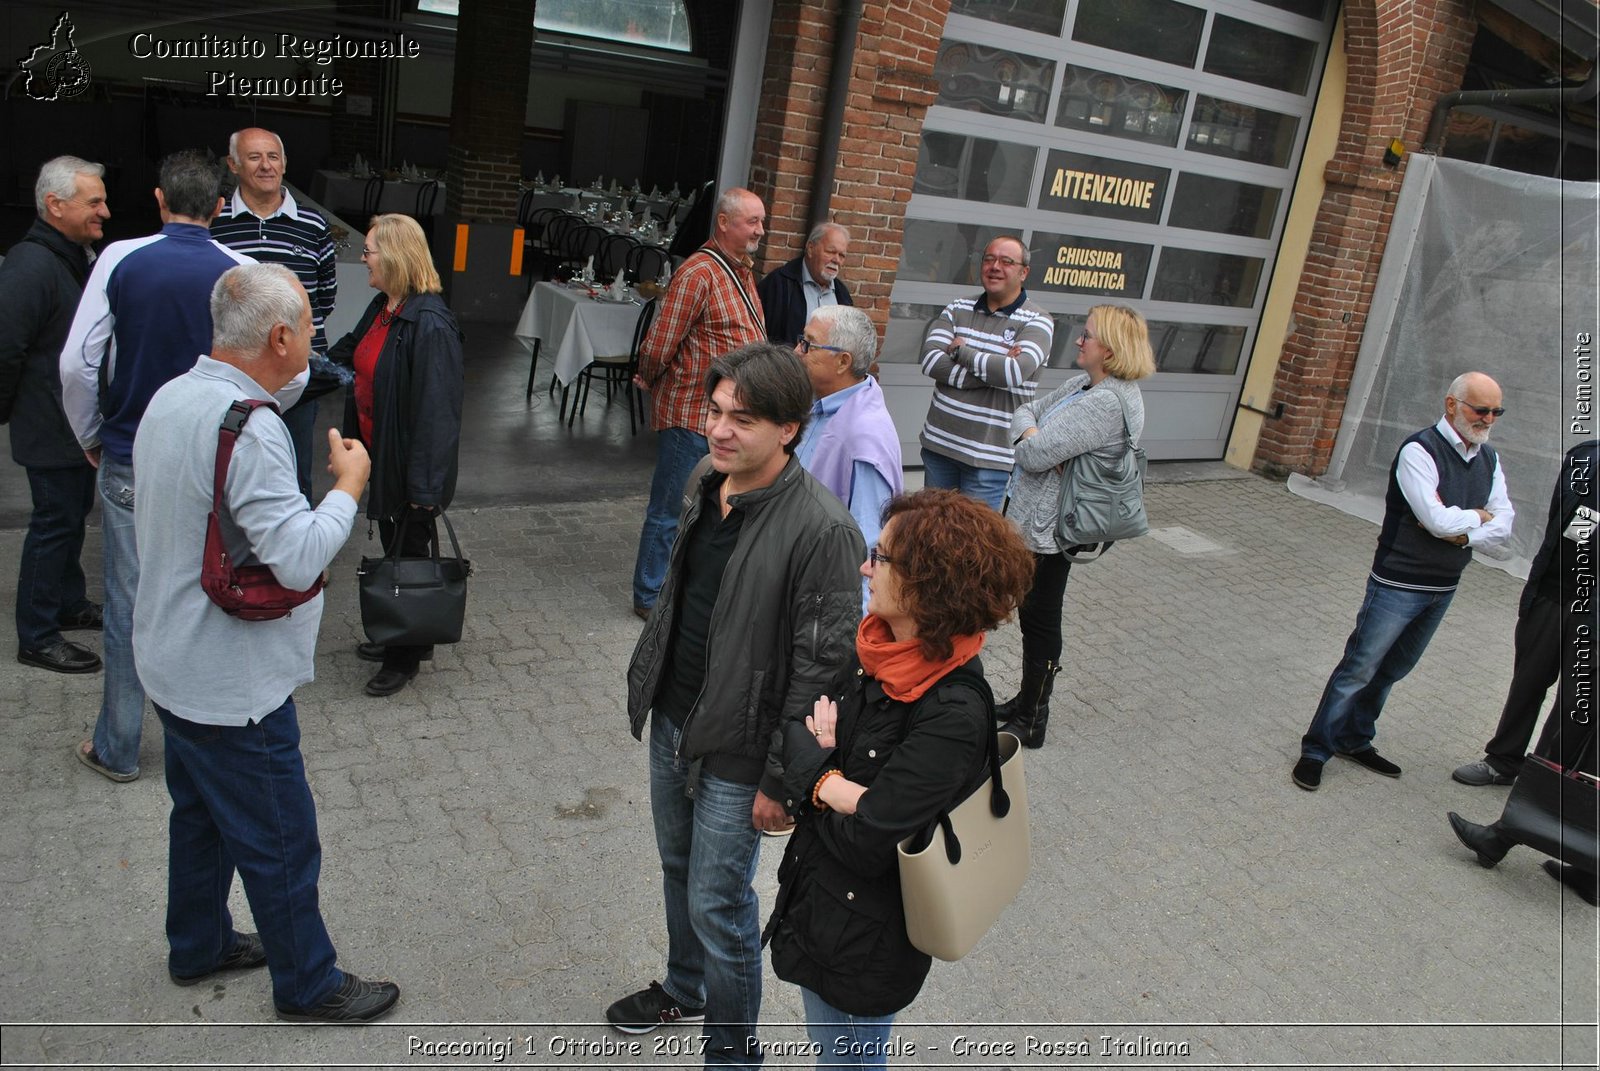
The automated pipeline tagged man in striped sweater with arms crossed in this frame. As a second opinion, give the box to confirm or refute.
[918,234,1054,510]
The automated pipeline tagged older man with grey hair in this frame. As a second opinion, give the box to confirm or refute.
[795,305,903,609]
[1292,371,1514,792]
[133,262,399,1023]
[757,221,853,345]
[0,156,110,676]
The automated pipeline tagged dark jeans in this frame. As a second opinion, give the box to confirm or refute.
[374,513,437,672]
[1483,592,1561,777]
[281,399,318,506]
[15,464,96,650]
[1018,551,1072,666]
[157,699,341,1010]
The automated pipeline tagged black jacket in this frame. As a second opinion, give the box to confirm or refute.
[755,256,854,345]
[331,292,464,520]
[765,656,993,1016]
[1524,439,1599,612]
[0,219,94,468]
[627,456,865,802]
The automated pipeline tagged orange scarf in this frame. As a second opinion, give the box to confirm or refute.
[856,614,985,703]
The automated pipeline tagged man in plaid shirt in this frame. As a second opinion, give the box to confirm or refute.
[631,188,768,616]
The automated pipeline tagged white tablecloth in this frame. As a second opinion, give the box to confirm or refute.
[513,282,644,387]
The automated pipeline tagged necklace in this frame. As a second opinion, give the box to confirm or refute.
[377,299,404,327]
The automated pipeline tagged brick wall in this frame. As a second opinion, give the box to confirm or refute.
[444,0,533,222]
[1253,0,1476,477]
[752,0,952,337]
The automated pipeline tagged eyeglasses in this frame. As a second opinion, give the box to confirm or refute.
[868,546,895,567]
[981,254,1023,268]
[1456,401,1506,418]
[361,248,379,259]
[795,336,847,355]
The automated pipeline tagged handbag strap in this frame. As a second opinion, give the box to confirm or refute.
[897,661,1008,865]
[213,400,280,513]
[385,508,465,564]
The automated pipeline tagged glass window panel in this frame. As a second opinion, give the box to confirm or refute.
[1054,65,1188,148]
[419,0,692,51]
[896,220,1007,286]
[1151,247,1263,307]
[948,0,1068,36]
[1250,0,1327,18]
[1490,125,1562,177]
[1029,230,1154,300]
[886,303,951,365]
[934,41,1055,124]
[1185,96,1300,168]
[1167,173,1281,238]
[1149,320,1247,374]
[914,132,1037,205]
[1072,0,1206,70]
[1203,16,1316,95]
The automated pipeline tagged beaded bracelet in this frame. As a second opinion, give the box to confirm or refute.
[812,769,843,811]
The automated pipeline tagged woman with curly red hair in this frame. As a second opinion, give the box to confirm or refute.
[764,488,1034,1067]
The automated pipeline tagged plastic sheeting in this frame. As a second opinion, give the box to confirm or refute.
[1289,154,1599,578]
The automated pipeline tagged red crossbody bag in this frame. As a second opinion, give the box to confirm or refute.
[200,399,325,621]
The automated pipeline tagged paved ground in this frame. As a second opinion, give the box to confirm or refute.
[0,458,1594,1070]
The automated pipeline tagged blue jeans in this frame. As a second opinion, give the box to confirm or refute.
[281,399,318,506]
[801,988,897,1070]
[93,458,146,776]
[15,464,96,650]
[1301,578,1455,762]
[158,700,341,1011]
[633,428,708,611]
[919,448,1008,511]
[649,713,764,1067]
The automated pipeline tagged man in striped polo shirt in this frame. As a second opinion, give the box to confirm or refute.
[917,234,1054,510]
[212,127,339,503]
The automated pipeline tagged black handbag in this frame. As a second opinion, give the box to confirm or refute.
[356,511,472,646]
[1498,733,1599,874]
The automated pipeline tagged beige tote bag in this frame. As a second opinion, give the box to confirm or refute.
[897,730,1031,961]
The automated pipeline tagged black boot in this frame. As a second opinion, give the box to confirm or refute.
[999,659,1059,749]
[1447,812,1513,868]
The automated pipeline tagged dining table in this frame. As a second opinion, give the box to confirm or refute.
[514,281,647,389]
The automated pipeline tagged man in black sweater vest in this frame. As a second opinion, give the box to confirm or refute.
[1293,372,1514,792]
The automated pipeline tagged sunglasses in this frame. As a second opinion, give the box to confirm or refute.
[1457,402,1506,418]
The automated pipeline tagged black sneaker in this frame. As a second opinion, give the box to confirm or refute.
[605,981,705,1034]
[170,931,268,986]
[276,972,400,1023]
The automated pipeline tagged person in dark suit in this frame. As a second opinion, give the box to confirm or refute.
[756,223,853,346]
[0,156,110,676]
[1453,437,1600,787]
[1448,439,1599,905]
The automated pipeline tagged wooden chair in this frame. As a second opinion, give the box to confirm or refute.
[626,243,671,285]
[597,233,639,282]
[358,174,385,232]
[569,299,656,434]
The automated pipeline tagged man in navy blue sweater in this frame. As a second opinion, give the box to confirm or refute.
[1293,372,1514,792]
[59,150,254,782]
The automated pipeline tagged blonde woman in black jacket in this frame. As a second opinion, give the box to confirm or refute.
[765,489,1033,1068]
[329,213,463,697]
